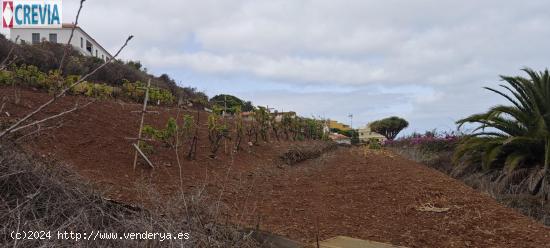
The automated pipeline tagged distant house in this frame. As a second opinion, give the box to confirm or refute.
[241,111,255,122]
[272,111,296,122]
[9,23,112,61]
[328,120,351,131]
[358,125,386,143]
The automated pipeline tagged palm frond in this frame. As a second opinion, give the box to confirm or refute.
[454,68,550,173]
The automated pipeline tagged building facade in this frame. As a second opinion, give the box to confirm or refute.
[9,24,112,61]
[328,120,351,131]
[358,125,387,143]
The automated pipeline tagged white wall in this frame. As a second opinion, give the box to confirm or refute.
[0,27,10,39]
[9,27,112,61]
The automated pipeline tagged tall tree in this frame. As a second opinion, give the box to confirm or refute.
[370,117,409,140]
[210,94,254,114]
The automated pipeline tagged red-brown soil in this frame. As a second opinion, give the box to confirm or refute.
[1,88,550,247]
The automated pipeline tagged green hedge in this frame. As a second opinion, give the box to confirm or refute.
[1,64,175,104]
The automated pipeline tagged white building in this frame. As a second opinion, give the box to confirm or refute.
[358,125,387,143]
[9,23,112,61]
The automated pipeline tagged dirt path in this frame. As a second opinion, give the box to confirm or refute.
[3,88,550,247]
[233,148,550,247]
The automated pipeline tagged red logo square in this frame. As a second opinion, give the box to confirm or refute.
[3,1,14,29]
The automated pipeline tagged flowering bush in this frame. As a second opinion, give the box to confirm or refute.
[384,130,461,153]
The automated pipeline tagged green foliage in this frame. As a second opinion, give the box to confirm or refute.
[281,112,295,140]
[143,118,178,148]
[270,111,281,142]
[121,80,175,105]
[368,138,382,149]
[6,64,67,93]
[298,118,325,140]
[126,60,143,71]
[13,64,47,88]
[122,80,144,101]
[234,107,244,150]
[149,87,175,105]
[3,64,122,99]
[242,101,255,112]
[370,116,409,140]
[138,141,154,155]
[254,107,271,142]
[0,35,211,105]
[329,127,357,143]
[455,68,550,173]
[69,81,114,99]
[210,94,255,114]
[163,118,178,145]
[181,114,195,138]
[208,107,229,157]
[0,70,14,85]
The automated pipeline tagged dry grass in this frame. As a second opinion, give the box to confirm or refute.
[280,141,337,166]
[390,145,550,226]
[0,141,259,247]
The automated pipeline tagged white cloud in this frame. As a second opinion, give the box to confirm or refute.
[142,50,386,85]
[51,0,550,132]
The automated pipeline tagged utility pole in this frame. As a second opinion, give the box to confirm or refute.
[348,114,354,129]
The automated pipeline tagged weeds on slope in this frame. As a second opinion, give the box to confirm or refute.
[386,131,550,226]
[0,141,258,247]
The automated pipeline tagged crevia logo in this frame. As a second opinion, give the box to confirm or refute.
[3,0,62,29]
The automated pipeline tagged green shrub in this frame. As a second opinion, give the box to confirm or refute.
[44,70,64,93]
[143,118,178,148]
[0,35,209,104]
[149,87,175,105]
[122,80,144,102]
[0,70,13,85]
[138,141,154,155]
[67,81,114,99]
[13,64,46,88]
[368,138,382,150]
[70,82,91,95]
[208,108,229,157]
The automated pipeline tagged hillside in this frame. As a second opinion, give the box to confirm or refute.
[0,34,208,104]
[2,88,550,247]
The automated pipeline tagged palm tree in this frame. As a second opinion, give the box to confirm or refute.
[455,68,550,199]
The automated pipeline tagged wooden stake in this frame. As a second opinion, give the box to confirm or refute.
[133,79,151,170]
[133,143,154,168]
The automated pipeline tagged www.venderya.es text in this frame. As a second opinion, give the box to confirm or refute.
[10,230,190,242]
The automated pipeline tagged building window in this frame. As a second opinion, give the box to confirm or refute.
[32,33,40,44]
[80,37,83,48]
[49,33,57,43]
[86,40,93,53]
[101,54,104,60]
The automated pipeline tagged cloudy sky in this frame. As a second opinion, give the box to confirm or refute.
[3,0,550,134]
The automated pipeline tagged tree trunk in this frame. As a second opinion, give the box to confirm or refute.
[235,134,242,151]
